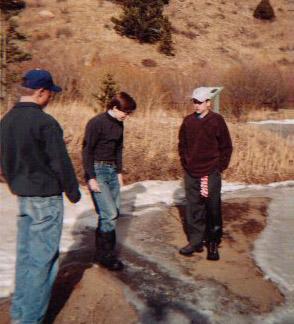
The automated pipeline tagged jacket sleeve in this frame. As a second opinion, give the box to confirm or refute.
[217,116,233,172]
[42,123,81,203]
[178,120,187,168]
[82,119,100,181]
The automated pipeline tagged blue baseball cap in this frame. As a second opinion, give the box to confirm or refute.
[22,69,62,92]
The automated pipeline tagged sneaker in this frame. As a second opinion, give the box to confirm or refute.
[179,243,204,256]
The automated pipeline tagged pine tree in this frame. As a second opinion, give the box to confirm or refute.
[93,73,120,110]
[112,0,174,51]
[158,17,174,56]
[254,0,275,21]
[112,0,165,43]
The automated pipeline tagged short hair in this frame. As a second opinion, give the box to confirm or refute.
[17,85,37,96]
[107,92,137,113]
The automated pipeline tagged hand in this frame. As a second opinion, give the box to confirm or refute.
[0,166,6,183]
[67,190,81,203]
[118,173,124,187]
[88,178,101,192]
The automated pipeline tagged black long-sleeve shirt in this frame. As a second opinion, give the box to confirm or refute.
[82,112,124,180]
[178,111,233,177]
[0,102,80,202]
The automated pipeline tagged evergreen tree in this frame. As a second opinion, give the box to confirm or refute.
[112,0,174,54]
[254,0,275,21]
[112,0,165,43]
[158,17,174,56]
[93,73,119,110]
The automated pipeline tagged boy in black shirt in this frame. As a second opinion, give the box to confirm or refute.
[83,92,136,270]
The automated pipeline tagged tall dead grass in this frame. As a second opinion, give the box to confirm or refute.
[241,108,294,122]
[10,56,291,121]
[47,101,293,185]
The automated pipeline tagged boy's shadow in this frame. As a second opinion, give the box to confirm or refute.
[44,208,95,323]
[44,183,146,323]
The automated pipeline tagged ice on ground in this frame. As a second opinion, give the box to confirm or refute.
[1,180,294,323]
[248,119,294,125]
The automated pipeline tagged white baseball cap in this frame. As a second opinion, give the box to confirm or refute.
[191,87,222,102]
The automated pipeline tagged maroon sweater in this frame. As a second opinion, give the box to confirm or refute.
[178,111,233,177]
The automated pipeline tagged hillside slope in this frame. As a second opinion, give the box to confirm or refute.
[12,0,293,75]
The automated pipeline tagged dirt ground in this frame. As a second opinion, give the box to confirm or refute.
[166,197,284,312]
[0,266,139,324]
[0,197,284,323]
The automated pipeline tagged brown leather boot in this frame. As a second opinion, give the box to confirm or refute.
[179,243,204,256]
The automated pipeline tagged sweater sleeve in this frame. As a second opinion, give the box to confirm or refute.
[116,133,123,173]
[178,120,187,168]
[42,123,81,203]
[82,118,100,181]
[217,116,233,172]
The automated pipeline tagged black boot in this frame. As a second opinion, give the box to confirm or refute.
[206,241,220,261]
[94,230,124,271]
[179,243,204,256]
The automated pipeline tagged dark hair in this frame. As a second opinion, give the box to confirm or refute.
[107,92,137,112]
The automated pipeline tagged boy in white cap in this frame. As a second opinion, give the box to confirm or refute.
[178,87,233,260]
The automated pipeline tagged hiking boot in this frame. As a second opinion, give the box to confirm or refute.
[207,241,220,261]
[98,253,124,271]
[179,243,204,256]
[94,229,124,271]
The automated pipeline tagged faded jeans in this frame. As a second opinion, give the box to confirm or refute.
[11,195,63,324]
[91,163,120,232]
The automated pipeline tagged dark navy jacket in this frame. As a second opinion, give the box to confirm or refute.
[0,102,80,202]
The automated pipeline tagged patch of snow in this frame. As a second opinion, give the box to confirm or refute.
[248,119,294,125]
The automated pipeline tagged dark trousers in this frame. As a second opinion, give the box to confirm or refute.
[184,170,222,246]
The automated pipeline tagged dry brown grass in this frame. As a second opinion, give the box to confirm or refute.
[47,101,293,185]
[240,108,294,122]
[13,0,293,83]
[8,56,290,123]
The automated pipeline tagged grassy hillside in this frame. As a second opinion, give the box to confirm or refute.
[12,0,292,70]
[3,0,290,99]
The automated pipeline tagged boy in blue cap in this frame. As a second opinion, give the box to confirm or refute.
[0,69,81,323]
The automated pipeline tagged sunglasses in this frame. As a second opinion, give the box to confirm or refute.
[191,98,204,105]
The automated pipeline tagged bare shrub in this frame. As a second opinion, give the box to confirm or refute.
[141,59,157,67]
[222,64,288,119]
[254,0,275,21]
[60,5,69,14]
[26,0,44,8]
[0,0,25,12]
[179,30,198,39]
[34,32,51,41]
[56,27,73,38]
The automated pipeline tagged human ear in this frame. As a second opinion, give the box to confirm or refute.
[37,88,45,97]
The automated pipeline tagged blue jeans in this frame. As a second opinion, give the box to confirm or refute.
[11,196,63,324]
[91,163,120,232]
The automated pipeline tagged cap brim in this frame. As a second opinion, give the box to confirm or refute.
[50,85,62,93]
